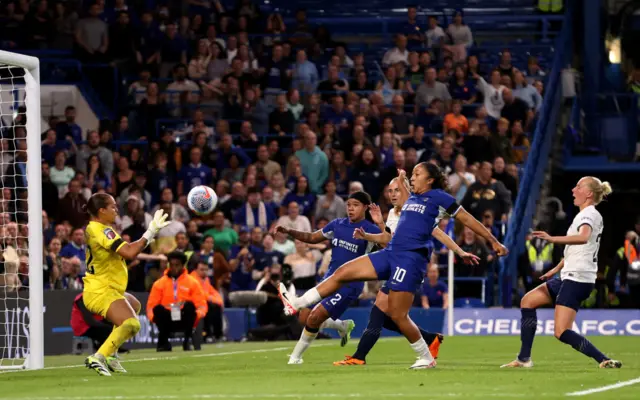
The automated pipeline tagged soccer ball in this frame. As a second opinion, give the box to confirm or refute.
[187,185,218,216]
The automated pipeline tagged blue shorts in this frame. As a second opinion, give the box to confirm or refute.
[546,278,594,311]
[318,282,364,320]
[369,247,430,293]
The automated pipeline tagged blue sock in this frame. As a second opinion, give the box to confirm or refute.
[382,316,438,345]
[559,330,608,363]
[518,308,537,361]
[352,305,385,361]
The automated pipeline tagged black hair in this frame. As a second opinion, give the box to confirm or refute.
[85,193,113,217]
[417,162,448,190]
[167,251,187,265]
[348,191,373,222]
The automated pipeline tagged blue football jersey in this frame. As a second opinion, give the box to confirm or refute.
[388,189,460,252]
[321,218,381,279]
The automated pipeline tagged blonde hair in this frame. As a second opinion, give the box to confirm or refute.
[584,176,613,204]
[390,176,411,193]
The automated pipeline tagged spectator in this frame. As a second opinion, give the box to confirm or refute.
[415,67,451,110]
[461,161,512,222]
[234,187,277,230]
[155,201,187,250]
[118,196,151,231]
[269,172,290,206]
[350,147,382,201]
[76,130,114,178]
[50,151,76,198]
[59,228,86,275]
[56,106,82,144]
[402,6,424,47]
[525,56,546,83]
[59,255,83,290]
[269,94,296,139]
[220,181,246,221]
[228,227,256,291]
[204,210,239,256]
[287,89,305,121]
[167,64,200,116]
[261,43,291,97]
[57,180,88,229]
[147,251,207,351]
[513,71,542,112]
[242,88,270,135]
[492,157,518,202]
[314,181,346,222]
[491,118,514,162]
[41,163,60,218]
[382,34,409,67]
[188,38,212,80]
[53,2,79,50]
[444,10,473,62]
[497,50,515,77]
[386,95,414,138]
[190,261,224,343]
[284,240,321,290]
[448,154,475,202]
[151,188,189,223]
[277,201,312,233]
[86,154,111,193]
[292,49,318,96]
[118,171,152,209]
[455,226,492,279]
[282,176,316,218]
[421,264,449,309]
[511,121,530,164]
[501,88,532,128]
[316,65,349,103]
[191,235,230,286]
[109,11,136,69]
[474,69,506,120]
[75,3,109,62]
[295,130,329,194]
[207,42,228,81]
[235,121,260,157]
[159,22,187,78]
[216,133,252,172]
[254,144,281,183]
[443,100,469,134]
[177,147,213,196]
[426,16,446,49]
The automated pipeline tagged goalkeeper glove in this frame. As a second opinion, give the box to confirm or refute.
[142,210,171,243]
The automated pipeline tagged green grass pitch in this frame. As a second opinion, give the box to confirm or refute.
[0,336,638,399]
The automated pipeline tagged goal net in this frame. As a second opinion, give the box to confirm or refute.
[0,51,43,370]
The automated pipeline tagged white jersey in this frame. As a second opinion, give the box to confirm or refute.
[562,205,603,284]
[386,208,401,233]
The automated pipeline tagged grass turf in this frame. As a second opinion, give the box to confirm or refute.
[0,336,638,399]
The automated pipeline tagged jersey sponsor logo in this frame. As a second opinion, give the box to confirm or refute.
[103,228,116,240]
[402,203,426,214]
[331,237,359,253]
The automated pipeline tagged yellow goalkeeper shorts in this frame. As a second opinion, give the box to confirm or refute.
[83,289,125,318]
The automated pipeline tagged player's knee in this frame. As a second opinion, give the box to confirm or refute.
[520,293,536,309]
[305,310,325,329]
[387,307,408,321]
[123,317,141,336]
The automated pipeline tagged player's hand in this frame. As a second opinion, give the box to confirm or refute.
[353,227,367,240]
[397,169,407,180]
[532,231,553,243]
[270,224,289,235]
[368,204,383,225]
[491,241,509,257]
[539,269,555,281]
[458,251,481,265]
[148,210,170,236]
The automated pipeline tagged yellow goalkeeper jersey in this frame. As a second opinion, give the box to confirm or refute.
[83,221,128,294]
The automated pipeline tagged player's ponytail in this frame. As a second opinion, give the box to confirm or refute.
[86,193,112,217]
[586,176,613,204]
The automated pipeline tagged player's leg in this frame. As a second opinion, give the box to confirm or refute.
[86,295,140,376]
[554,281,621,368]
[280,252,382,314]
[289,304,330,364]
[336,289,389,365]
[501,281,553,368]
[124,292,141,314]
[387,289,435,369]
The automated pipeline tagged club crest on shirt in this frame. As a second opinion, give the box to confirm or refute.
[103,228,116,240]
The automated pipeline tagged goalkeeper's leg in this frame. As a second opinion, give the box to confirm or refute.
[86,299,140,376]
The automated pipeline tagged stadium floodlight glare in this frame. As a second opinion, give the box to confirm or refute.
[0,50,43,370]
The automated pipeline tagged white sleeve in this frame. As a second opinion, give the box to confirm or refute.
[577,208,598,231]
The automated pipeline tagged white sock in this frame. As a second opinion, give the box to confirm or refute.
[410,338,434,362]
[290,328,318,361]
[294,288,322,310]
[321,318,345,332]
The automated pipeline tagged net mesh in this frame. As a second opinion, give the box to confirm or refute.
[0,65,31,368]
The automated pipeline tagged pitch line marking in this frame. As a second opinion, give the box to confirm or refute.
[566,376,640,396]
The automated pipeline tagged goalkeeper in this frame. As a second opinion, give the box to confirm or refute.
[82,193,170,376]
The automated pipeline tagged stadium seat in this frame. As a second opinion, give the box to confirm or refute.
[454,298,486,308]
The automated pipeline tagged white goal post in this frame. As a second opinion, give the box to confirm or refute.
[0,50,43,370]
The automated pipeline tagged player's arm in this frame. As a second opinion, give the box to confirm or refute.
[432,227,465,257]
[274,226,326,244]
[395,169,411,203]
[540,258,564,281]
[454,207,506,255]
[533,225,592,245]
[355,229,392,245]
[118,210,171,260]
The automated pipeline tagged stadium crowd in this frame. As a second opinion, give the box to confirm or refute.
[0,0,561,312]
